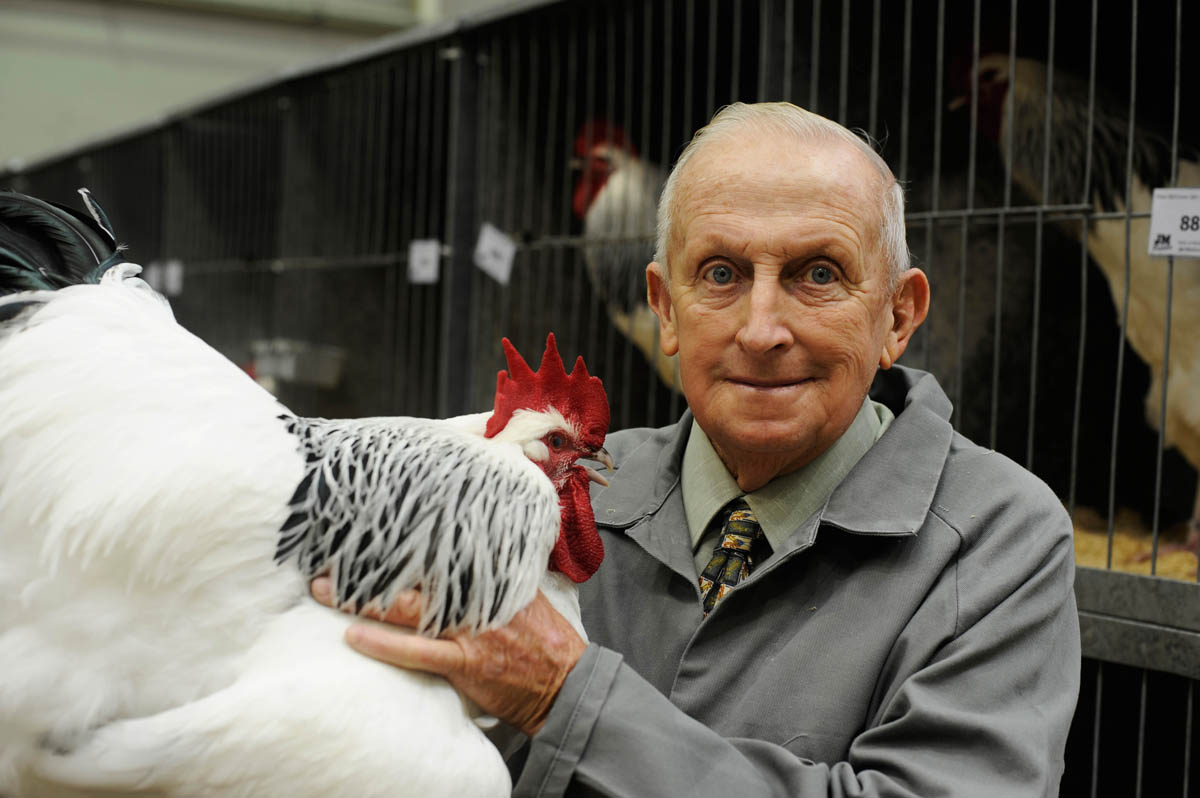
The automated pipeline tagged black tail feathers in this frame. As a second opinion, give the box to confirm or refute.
[0,189,126,296]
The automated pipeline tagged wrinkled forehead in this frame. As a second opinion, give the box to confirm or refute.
[670,133,885,255]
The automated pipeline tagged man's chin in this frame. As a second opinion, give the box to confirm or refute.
[706,417,828,457]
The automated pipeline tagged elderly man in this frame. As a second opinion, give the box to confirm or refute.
[320,102,1080,796]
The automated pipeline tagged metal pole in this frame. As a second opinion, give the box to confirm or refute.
[439,36,480,418]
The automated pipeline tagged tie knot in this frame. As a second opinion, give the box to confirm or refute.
[720,501,761,548]
[698,499,770,615]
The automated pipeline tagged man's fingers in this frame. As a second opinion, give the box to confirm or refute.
[381,590,423,626]
[310,577,334,606]
[359,590,422,627]
[310,578,421,629]
[346,623,466,677]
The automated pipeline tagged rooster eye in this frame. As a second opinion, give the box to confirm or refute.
[550,434,564,449]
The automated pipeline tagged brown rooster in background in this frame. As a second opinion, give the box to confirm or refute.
[971,54,1200,559]
[572,121,677,390]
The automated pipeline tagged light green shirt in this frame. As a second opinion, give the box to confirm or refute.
[682,397,895,576]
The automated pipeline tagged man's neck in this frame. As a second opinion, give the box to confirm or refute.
[708,448,812,493]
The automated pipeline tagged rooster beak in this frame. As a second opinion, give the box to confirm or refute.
[569,157,585,170]
[583,466,609,487]
[593,447,614,472]
[947,94,967,112]
[582,447,614,487]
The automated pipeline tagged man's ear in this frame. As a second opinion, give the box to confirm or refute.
[645,262,679,357]
[879,268,930,369]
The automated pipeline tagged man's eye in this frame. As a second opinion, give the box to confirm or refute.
[707,264,734,284]
[809,265,836,284]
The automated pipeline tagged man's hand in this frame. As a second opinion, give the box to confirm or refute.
[310,578,586,737]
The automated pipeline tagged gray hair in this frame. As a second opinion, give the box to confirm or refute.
[653,102,910,290]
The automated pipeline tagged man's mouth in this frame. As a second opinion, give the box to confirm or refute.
[727,377,812,390]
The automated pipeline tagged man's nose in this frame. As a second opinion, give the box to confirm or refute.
[735,279,794,353]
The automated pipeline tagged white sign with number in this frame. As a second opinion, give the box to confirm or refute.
[408,239,441,284]
[473,222,516,285]
[1148,187,1200,258]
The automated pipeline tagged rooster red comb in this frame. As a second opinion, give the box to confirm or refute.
[484,333,609,445]
[573,119,635,157]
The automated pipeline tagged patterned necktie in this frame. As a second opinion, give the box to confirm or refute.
[698,499,770,615]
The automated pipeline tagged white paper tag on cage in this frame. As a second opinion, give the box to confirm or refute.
[408,239,441,284]
[162,259,184,296]
[473,222,516,284]
[142,261,163,292]
[1148,188,1200,257]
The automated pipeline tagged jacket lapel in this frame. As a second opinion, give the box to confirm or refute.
[592,414,698,584]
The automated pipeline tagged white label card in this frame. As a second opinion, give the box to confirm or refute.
[474,222,516,285]
[408,239,441,284]
[163,259,184,296]
[1148,188,1200,257]
[142,262,163,292]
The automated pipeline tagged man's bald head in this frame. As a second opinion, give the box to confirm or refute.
[653,102,909,290]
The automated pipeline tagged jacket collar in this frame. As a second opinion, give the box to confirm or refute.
[592,414,690,529]
[592,366,954,573]
[821,366,953,536]
[591,413,694,580]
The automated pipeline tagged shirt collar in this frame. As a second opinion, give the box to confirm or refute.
[681,396,893,555]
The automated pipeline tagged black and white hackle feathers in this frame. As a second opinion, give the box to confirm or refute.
[279,414,557,633]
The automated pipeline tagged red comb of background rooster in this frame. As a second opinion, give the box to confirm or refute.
[485,333,609,444]
[573,119,635,158]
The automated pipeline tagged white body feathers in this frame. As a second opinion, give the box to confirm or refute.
[0,279,583,796]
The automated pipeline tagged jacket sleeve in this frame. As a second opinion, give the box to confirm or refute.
[513,501,1080,798]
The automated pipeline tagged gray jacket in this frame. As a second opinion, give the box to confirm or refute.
[514,366,1081,797]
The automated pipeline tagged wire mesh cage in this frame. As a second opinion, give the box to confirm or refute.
[4,0,1199,794]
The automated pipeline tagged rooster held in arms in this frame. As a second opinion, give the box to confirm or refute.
[970,55,1200,545]
[0,190,611,797]
[572,120,677,390]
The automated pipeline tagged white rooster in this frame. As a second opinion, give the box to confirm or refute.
[969,55,1200,543]
[572,120,677,390]
[0,190,611,797]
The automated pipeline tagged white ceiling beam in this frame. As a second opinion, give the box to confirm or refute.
[104,0,419,33]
